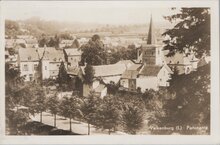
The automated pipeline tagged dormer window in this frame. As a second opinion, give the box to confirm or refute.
[54,58,57,61]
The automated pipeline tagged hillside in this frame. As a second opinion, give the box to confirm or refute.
[5,17,169,39]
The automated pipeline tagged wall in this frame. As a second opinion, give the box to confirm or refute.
[157,66,171,87]
[136,76,158,92]
[68,55,81,67]
[42,60,50,80]
[20,61,39,81]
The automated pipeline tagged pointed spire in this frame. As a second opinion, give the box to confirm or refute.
[147,14,156,45]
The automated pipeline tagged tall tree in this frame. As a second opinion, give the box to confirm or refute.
[122,103,144,134]
[81,34,107,65]
[163,8,210,58]
[57,61,70,91]
[95,96,121,135]
[47,93,60,127]
[31,86,47,123]
[59,95,83,132]
[83,64,95,85]
[81,92,102,135]
[148,64,210,135]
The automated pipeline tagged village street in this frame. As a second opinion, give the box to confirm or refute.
[30,112,129,135]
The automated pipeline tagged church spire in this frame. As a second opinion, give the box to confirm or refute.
[147,14,156,45]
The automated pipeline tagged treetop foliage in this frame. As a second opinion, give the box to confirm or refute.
[163,8,210,58]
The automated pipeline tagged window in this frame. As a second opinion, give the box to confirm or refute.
[160,78,162,82]
[28,56,31,60]
[34,64,38,71]
[29,74,33,81]
[45,66,47,70]
[23,64,28,71]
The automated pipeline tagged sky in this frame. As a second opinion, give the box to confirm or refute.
[1,1,179,25]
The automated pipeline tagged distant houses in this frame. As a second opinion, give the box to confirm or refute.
[17,47,80,81]
[5,16,208,98]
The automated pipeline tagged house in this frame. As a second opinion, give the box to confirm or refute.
[25,38,38,48]
[5,39,27,49]
[164,52,199,74]
[59,40,74,48]
[80,64,127,97]
[120,64,142,91]
[120,15,173,92]
[120,64,173,92]
[18,48,39,81]
[37,47,66,79]
[64,48,82,67]
[137,65,161,91]
[18,47,67,81]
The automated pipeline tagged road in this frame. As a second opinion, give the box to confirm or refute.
[30,112,127,135]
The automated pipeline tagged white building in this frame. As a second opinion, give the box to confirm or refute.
[18,48,39,81]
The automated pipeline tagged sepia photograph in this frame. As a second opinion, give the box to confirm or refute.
[0,0,219,143]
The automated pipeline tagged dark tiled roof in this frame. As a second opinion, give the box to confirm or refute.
[139,65,161,76]
[18,48,39,61]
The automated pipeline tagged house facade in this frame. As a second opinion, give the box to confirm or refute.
[81,63,127,97]
[18,48,39,81]
[64,48,82,67]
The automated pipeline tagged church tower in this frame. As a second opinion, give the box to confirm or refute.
[138,15,163,66]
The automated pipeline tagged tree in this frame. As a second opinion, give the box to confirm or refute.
[148,64,210,135]
[95,95,121,135]
[6,110,29,135]
[81,34,107,65]
[122,102,144,134]
[106,81,118,96]
[81,92,102,135]
[59,95,83,132]
[38,34,48,47]
[47,93,60,127]
[31,86,47,123]
[47,37,56,47]
[83,64,95,85]
[163,8,210,58]
[57,61,70,91]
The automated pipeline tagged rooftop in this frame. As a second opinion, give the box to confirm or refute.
[139,65,161,76]
[64,48,82,56]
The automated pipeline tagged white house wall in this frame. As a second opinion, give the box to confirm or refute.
[20,61,39,81]
[42,60,50,80]
[136,76,158,92]
[157,66,171,87]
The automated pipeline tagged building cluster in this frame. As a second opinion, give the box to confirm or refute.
[5,16,209,98]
